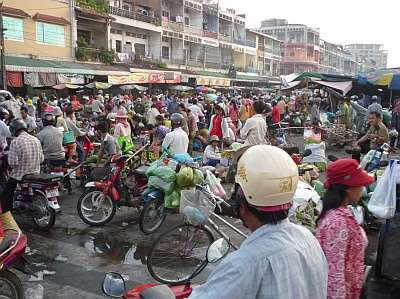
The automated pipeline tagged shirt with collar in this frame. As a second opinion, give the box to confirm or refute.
[161,127,188,155]
[189,219,328,299]
[8,131,43,180]
[240,114,267,146]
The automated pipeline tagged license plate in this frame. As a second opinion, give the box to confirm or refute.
[51,172,64,177]
[46,188,59,198]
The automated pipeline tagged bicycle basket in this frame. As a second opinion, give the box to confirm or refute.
[180,189,216,225]
[90,165,111,180]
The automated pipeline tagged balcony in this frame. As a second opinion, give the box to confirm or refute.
[203,30,218,39]
[184,0,202,11]
[246,40,256,48]
[246,66,257,73]
[162,19,184,32]
[109,6,159,25]
[185,25,203,36]
[219,34,232,42]
[233,38,245,46]
[76,47,115,64]
[77,0,109,14]
[187,59,203,67]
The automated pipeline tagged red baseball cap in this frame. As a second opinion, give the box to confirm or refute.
[324,158,375,188]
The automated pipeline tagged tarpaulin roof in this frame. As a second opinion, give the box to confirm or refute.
[312,80,353,95]
[5,56,131,76]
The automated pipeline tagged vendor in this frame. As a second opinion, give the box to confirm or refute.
[203,135,221,167]
[356,111,389,156]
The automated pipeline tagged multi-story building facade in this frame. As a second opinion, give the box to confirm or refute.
[257,19,320,75]
[319,40,344,74]
[2,0,74,60]
[345,44,388,72]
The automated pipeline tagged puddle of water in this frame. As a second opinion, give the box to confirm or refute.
[78,231,150,266]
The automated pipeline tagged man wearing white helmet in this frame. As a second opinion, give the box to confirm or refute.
[189,145,328,299]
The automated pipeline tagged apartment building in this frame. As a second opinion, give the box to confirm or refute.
[319,40,344,74]
[345,44,388,72]
[257,19,320,75]
[2,0,74,60]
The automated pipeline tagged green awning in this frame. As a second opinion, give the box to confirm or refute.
[5,56,131,76]
[293,72,323,81]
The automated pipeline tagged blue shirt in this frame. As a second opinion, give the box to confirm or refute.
[189,219,328,299]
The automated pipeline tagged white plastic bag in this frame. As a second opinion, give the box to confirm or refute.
[368,161,398,219]
[302,142,326,163]
[205,170,226,199]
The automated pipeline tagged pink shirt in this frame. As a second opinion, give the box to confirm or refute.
[316,207,368,299]
[114,122,131,137]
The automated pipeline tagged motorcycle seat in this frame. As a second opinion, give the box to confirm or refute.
[23,173,63,183]
[45,159,66,167]
[133,165,149,176]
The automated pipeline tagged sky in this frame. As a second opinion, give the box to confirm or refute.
[220,0,398,67]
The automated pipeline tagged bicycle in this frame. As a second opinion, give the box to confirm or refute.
[146,184,247,285]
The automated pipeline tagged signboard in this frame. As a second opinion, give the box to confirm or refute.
[108,72,181,84]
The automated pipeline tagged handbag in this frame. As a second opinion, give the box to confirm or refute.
[63,130,75,145]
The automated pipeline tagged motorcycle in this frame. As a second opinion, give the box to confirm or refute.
[0,229,33,299]
[0,153,62,231]
[102,238,230,299]
[77,143,150,226]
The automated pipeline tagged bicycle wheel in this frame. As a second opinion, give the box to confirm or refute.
[147,223,214,284]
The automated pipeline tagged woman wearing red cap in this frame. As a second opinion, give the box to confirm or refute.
[316,158,374,299]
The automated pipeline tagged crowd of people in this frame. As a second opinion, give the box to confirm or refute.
[0,87,395,299]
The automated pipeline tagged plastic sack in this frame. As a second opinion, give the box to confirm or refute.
[145,161,158,177]
[368,161,398,219]
[148,176,175,195]
[164,190,181,208]
[176,167,194,188]
[302,142,326,163]
[205,170,226,199]
[152,166,177,183]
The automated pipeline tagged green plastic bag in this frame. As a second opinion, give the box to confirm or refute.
[164,190,181,208]
[153,166,177,183]
[176,167,194,188]
[192,169,204,186]
[145,161,158,177]
[117,136,134,154]
[148,176,175,194]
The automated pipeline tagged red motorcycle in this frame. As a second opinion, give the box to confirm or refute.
[77,143,150,226]
[101,238,230,299]
[0,229,31,299]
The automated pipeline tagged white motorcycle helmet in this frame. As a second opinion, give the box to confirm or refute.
[232,145,299,208]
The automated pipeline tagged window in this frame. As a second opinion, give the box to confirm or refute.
[184,17,189,26]
[3,16,24,41]
[36,22,65,46]
[116,40,122,52]
[162,46,169,59]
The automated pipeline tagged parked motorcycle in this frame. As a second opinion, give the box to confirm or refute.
[77,143,150,226]
[0,153,62,231]
[0,229,33,299]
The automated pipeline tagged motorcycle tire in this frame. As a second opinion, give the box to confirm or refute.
[0,270,24,299]
[139,197,167,235]
[147,223,214,285]
[77,188,116,226]
[32,193,56,232]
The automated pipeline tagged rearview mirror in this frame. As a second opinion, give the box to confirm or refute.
[206,238,230,263]
[102,272,126,298]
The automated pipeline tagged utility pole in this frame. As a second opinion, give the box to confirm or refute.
[0,2,7,90]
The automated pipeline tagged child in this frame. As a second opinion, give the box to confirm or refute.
[203,135,221,167]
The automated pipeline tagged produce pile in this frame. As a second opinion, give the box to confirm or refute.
[144,161,205,208]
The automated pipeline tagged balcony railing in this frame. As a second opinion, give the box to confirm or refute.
[109,6,159,25]
[184,25,203,36]
[233,38,245,46]
[246,66,257,73]
[76,47,114,64]
[187,59,203,67]
[162,20,184,32]
[203,30,218,39]
[77,0,109,14]
[246,40,256,48]
[219,34,232,42]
